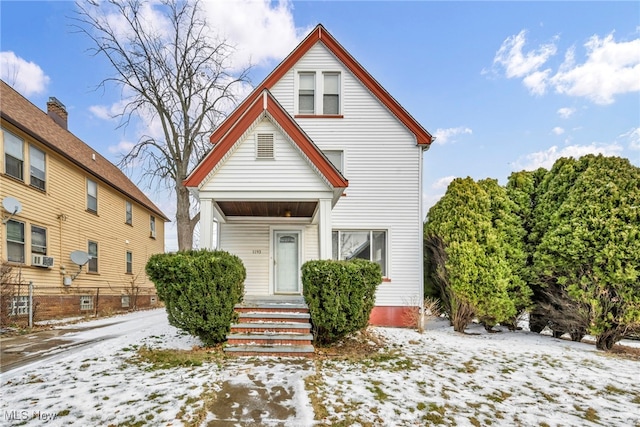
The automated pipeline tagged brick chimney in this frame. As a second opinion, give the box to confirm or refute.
[47,97,68,130]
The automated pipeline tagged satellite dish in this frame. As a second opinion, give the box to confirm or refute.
[2,196,22,214]
[70,251,90,266]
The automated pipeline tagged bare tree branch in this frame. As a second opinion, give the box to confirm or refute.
[72,0,250,250]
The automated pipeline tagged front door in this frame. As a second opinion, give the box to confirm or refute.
[274,231,301,294]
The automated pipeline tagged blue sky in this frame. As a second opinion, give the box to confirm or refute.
[2,1,639,251]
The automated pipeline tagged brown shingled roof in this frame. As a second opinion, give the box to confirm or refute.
[0,80,169,221]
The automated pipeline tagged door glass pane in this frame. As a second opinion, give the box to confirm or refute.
[276,232,299,293]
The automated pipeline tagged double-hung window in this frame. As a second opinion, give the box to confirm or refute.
[126,251,133,274]
[150,216,156,238]
[87,179,98,213]
[323,72,340,115]
[6,220,25,263]
[332,230,387,276]
[88,241,98,273]
[298,72,315,114]
[125,201,132,225]
[323,150,344,173]
[3,128,24,180]
[31,225,47,255]
[29,145,46,190]
[297,71,341,116]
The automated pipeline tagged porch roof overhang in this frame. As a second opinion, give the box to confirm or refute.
[216,201,318,218]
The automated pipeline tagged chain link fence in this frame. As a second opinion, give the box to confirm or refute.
[1,279,159,328]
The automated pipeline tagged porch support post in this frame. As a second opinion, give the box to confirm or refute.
[318,198,332,259]
[200,198,214,249]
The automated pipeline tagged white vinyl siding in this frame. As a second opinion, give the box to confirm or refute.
[220,224,271,296]
[271,43,423,306]
[201,119,330,193]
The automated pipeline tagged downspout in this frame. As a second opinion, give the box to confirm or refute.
[418,143,429,330]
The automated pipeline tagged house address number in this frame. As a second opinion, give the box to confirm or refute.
[252,249,262,254]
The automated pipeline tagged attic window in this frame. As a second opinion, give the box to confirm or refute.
[256,133,274,159]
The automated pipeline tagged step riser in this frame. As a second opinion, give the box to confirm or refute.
[235,307,309,314]
[231,327,310,334]
[226,300,314,357]
[227,351,314,357]
[227,338,312,346]
[238,316,309,323]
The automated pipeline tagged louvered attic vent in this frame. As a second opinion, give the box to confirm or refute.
[256,133,274,159]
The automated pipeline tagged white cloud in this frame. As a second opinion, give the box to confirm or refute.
[433,127,472,145]
[550,33,640,104]
[202,0,307,69]
[491,30,640,104]
[491,30,556,95]
[552,127,565,135]
[0,51,50,96]
[513,143,623,171]
[108,140,136,155]
[432,176,457,190]
[557,107,576,119]
[621,127,640,151]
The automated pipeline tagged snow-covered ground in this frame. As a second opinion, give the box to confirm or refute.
[1,309,638,426]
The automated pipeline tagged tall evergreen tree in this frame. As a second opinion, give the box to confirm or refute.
[533,155,640,350]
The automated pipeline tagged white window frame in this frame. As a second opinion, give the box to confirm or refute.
[10,296,29,316]
[87,179,98,213]
[6,219,25,263]
[255,133,275,159]
[125,201,132,225]
[31,225,47,255]
[150,215,156,238]
[29,144,46,190]
[322,72,340,115]
[126,251,133,274]
[3,127,24,181]
[295,70,342,116]
[88,241,98,273]
[297,71,316,114]
[80,295,94,310]
[332,230,388,277]
[121,295,130,308]
[322,149,344,174]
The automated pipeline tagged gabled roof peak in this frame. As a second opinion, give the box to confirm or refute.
[210,24,432,147]
[184,88,348,189]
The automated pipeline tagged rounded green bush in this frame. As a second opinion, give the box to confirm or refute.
[302,259,381,345]
[146,249,245,346]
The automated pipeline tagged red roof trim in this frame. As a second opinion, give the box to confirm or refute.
[209,24,432,146]
[184,90,348,188]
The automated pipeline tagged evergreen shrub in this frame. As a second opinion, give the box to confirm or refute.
[146,249,245,346]
[302,259,381,345]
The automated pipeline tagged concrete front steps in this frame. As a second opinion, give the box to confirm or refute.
[225,296,315,357]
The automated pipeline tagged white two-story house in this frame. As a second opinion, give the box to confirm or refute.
[184,25,433,326]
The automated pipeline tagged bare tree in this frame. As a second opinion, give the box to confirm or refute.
[73,0,250,250]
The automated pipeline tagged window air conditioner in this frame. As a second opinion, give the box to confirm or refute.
[32,254,54,268]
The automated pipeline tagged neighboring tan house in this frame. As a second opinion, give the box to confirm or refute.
[0,80,168,321]
[184,25,433,326]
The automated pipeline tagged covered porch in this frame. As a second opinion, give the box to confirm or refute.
[198,195,338,297]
